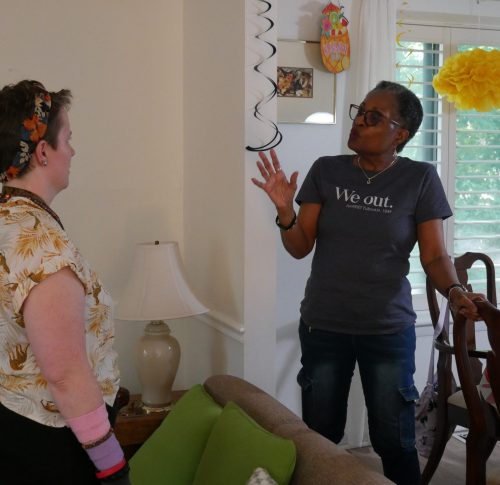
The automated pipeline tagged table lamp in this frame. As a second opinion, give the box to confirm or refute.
[115,241,208,412]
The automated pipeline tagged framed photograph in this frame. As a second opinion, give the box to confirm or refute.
[277,40,336,124]
[277,66,313,98]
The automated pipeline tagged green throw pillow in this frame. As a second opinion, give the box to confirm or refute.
[129,384,222,485]
[192,401,296,485]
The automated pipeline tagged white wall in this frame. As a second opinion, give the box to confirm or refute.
[182,0,281,394]
[0,0,184,394]
[182,0,247,389]
[183,1,246,327]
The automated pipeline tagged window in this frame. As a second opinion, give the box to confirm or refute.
[453,44,500,293]
[395,24,500,321]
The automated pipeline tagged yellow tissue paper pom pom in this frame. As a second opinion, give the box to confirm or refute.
[432,48,500,112]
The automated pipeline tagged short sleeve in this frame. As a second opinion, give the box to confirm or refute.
[9,219,89,315]
[295,158,323,205]
[415,164,452,224]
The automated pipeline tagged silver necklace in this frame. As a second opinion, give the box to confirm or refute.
[356,154,399,185]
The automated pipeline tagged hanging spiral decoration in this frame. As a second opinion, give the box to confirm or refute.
[245,0,283,152]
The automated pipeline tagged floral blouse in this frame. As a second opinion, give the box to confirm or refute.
[0,196,119,427]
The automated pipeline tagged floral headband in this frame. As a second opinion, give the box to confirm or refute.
[0,91,52,182]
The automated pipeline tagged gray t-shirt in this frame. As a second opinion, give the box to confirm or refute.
[296,155,452,334]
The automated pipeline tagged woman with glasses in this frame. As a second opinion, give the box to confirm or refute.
[252,80,482,485]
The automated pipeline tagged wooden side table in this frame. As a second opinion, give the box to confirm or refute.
[115,390,186,459]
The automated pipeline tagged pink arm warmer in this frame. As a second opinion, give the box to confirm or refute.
[66,402,125,472]
[66,402,110,444]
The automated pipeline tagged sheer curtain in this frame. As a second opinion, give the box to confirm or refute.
[343,0,397,448]
[342,0,397,148]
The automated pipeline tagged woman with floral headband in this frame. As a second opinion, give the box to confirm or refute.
[0,80,130,484]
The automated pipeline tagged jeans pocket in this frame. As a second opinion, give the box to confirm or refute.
[399,384,419,448]
[399,384,419,402]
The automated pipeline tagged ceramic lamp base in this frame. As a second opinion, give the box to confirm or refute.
[136,320,180,410]
[141,403,172,413]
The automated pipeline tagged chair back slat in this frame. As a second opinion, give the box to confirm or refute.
[455,253,497,360]
[453,312,488,433]
[477,301,500,413]
[454,252,497,306]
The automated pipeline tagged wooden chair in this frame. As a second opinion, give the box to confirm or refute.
[421,252,499,485]
[453,299,500,485]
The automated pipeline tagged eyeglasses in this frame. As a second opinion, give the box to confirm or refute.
[349,104,403,128]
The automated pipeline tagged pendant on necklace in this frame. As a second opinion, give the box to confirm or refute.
[367,180,371,184]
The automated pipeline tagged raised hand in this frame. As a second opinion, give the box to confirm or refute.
[251,149,299,211]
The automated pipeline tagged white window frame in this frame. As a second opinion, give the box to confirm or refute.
[397,21,500,325]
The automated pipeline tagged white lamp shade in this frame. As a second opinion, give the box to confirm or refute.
[115,241,208,321]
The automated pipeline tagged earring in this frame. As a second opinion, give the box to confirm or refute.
[42,160,48,166]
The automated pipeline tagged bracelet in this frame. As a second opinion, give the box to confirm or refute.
[275,212,297,231]
[83,428,114,449]
[95,458,127,480]
[98,462,130,483]
[446,283,466,300]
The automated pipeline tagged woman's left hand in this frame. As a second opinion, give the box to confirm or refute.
[449,288,486,321]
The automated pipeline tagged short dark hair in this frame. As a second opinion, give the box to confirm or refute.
[369,81,423,152]
[0,80,72,178]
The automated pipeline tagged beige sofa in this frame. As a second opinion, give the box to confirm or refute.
[203,374,392,485]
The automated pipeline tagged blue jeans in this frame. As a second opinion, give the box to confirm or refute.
[298,320,421,485]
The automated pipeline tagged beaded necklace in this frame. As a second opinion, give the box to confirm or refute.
[0,186,64,230]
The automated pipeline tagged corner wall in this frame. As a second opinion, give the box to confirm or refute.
[182,0,281,394]
[182,0,247,384]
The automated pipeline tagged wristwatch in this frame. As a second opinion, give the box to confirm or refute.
[446,283,467,300]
